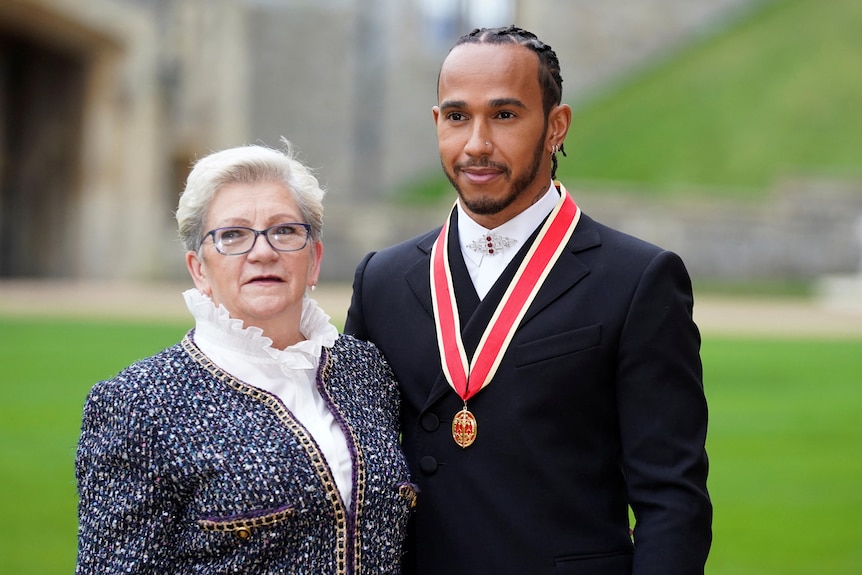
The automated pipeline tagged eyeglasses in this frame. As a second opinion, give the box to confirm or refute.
[204,222,312,256]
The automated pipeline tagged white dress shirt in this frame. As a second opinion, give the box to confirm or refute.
[457,181,560,299]
[183,288,353,506]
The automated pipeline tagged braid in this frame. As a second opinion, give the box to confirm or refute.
[550,143,567,181]
[454,26,563,117]
[453,26,566,179]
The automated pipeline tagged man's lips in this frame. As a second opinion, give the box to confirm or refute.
[460,168,502,185]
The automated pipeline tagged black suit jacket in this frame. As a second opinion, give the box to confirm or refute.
[345,209,712,575]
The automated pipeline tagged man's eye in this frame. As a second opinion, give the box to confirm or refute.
[497,111,515,119]
[447,112,466,121]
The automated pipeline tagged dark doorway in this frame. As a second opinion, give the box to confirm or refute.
[0,30,86,277]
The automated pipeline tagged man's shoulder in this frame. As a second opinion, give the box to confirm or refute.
[366,226,442,264]
[578,211,666,257]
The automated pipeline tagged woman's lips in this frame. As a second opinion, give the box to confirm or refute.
[247,275,284,284]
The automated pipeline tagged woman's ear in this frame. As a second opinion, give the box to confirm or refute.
[307,240,324,288]
[186,250,211,296]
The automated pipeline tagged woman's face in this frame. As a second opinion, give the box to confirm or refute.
[186,180,322,341]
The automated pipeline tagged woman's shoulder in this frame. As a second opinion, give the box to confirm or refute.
[88,339,190,400]
[331,332,376,352]
[329,334,387,366]
[327,335,393,381]
[324,336,399,411]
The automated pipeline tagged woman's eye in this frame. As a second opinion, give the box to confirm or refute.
[221,229,244,242]
[274,225,297,235]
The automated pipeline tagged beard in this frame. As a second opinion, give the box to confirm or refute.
[442,134,546,217]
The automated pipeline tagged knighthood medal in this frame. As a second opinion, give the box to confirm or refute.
[430,184,580,448]
[452,405,477,448]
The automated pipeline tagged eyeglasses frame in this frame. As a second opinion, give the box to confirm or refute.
[203,222,312,256]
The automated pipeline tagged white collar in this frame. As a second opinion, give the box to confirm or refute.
[183,288,339,371]
[457,181,560,267]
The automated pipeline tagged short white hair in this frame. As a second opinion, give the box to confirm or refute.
[176,140,325,252]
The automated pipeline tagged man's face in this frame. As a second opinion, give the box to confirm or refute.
[433,43,552,229]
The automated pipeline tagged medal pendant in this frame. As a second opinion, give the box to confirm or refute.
[452,407,477,448]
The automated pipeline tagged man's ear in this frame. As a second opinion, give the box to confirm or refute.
[547,103,572,152]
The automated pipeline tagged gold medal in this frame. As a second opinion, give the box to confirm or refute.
[452,406,477,448]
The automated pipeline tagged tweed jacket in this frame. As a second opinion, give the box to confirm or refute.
[345,205,712,574]
[76,333,416,575]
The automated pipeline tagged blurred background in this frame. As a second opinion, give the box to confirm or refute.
[1,0,861,573]
[2,0,860,295]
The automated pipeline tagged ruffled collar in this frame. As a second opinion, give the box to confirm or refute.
[183,288,339,371]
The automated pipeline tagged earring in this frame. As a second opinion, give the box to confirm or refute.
[310,284,317,292]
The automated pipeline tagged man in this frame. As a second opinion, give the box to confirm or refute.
[345,26,711,574]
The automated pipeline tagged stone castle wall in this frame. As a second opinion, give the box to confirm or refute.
[320,178,862,283]
[8,0,853,284]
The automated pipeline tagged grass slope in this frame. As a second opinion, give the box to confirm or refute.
[403,0,862,200]
[560,0,862,193]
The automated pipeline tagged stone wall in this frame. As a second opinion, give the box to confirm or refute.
[579,178,862,280]
[320,178,862,283]
[8,0,838,283]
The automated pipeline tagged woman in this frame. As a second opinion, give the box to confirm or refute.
[76,142,416,574]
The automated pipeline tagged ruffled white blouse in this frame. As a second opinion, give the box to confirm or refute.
[183,288,354,506]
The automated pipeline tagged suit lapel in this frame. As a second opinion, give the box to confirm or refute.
[521,218,601,325]
[404,229,439,320]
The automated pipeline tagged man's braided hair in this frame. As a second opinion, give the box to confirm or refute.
[451,26,567,178]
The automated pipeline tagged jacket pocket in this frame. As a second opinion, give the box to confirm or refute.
[553,549,633,574]
[197,504,295,541]
[515,324,602,367]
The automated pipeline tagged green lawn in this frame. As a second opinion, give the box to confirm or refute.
[0,318,188,574]
[703,337,862,574]
[1,316,860,573]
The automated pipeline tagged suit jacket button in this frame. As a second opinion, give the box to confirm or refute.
[235,527,251,540]
[419,455,438,475]
[420,413,440,431]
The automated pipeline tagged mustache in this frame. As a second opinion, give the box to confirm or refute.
[454,158,510,174]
